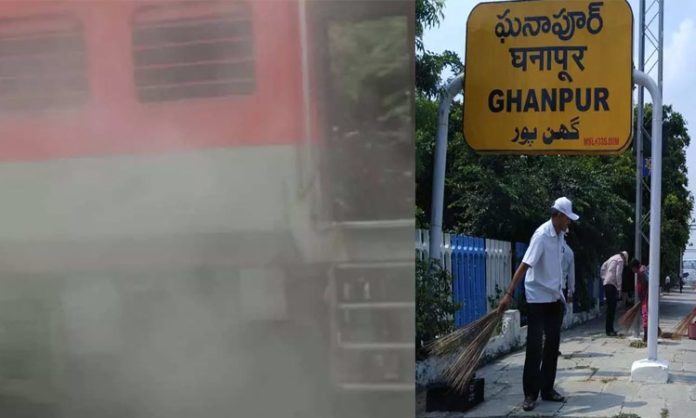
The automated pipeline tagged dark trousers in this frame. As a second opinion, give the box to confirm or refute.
[604,284,618,334]
[523,301,564,400]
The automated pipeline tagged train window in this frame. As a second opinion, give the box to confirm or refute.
[0,14,88,113]
[131,1,256,103]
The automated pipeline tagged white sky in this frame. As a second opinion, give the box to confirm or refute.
[423,0,696,258]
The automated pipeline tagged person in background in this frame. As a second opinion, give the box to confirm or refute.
[630,259,650,342]
[600,251,628,336]
[665,275,671,293]
[561,239,575,328]
[561,241,575,302]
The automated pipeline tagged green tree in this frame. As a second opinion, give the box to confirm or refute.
[416,0,463,98]
[640,105,694,283]
[415,0,465,227]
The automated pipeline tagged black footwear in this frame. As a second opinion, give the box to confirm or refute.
[606,331,618,337]
[522,396,536,411]
[541,389,566,402]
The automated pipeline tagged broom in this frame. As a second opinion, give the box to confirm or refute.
[427,310,503,393]
[671,307,696,339]
[618,303,642,330]
[618,303,667,338]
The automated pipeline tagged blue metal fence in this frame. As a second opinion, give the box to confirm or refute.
[417,230,602,329]
[451,235,487,327]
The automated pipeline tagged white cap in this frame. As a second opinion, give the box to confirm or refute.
[551,197,579,221]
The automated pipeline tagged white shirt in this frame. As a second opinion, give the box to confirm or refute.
[561,241,575,295]
[522,219,565,303]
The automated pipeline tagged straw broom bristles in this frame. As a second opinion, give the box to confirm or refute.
[618,303,642,330]
[444,311,502,393]
[427,310,502,356]
[427,310,503,393]
[671,308,696,339]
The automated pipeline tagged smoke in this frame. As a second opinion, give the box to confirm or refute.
[0,1,414,417]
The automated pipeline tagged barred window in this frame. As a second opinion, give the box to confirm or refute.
[132,1,255,103]
[0,14,88,113]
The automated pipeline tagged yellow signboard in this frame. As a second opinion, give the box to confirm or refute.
[463,0,633,154]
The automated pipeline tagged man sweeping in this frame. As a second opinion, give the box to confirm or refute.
[498,197,579,412]
[600,251,628,336]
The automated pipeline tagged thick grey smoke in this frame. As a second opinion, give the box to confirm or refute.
[0,1,414,417]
